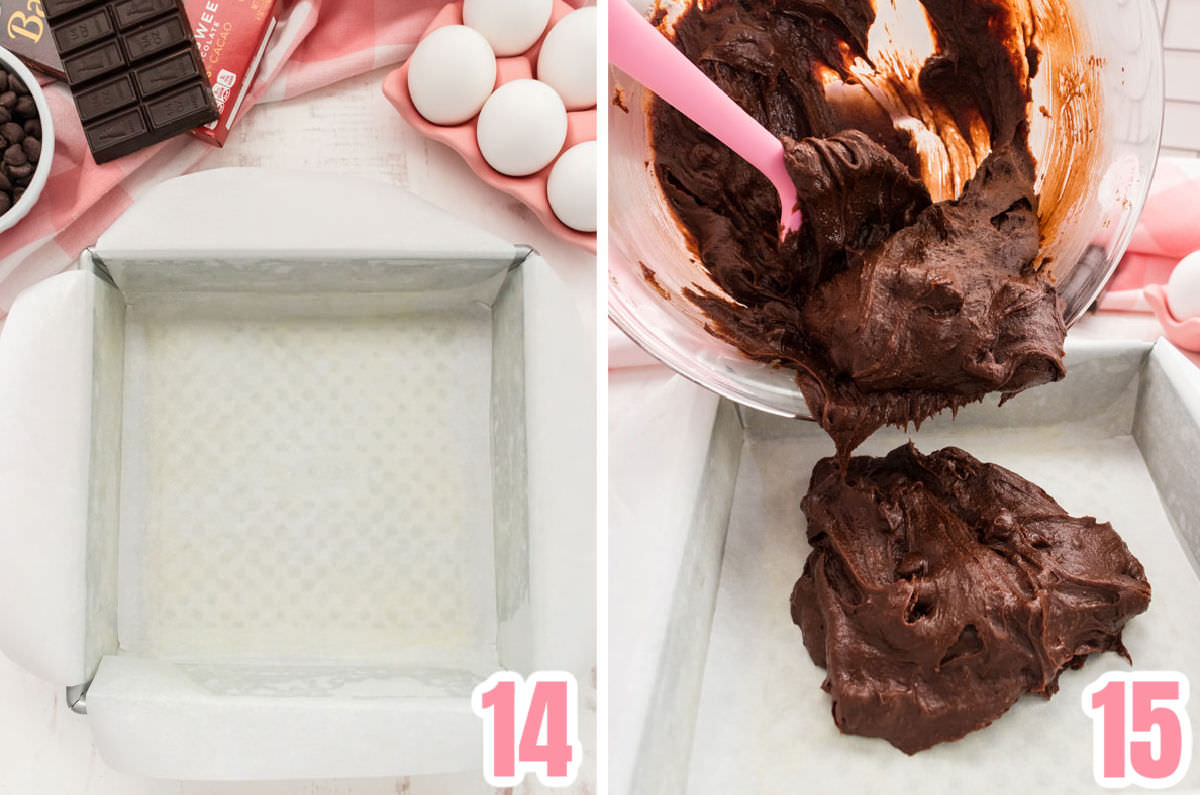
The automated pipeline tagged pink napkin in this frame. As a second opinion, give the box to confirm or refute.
[1107,157,1200,294]
[0,0,446,319]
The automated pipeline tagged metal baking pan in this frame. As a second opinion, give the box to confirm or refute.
[0,168,595,782]
[618,339,1200,793]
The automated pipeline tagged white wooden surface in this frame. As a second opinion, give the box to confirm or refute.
[1157,0,1200,157]
[0,66,597,795]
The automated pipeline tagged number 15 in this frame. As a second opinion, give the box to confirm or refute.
[1082,671,1192,789]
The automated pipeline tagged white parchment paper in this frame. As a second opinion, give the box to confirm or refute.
[117,301,499,671]
[686,419,1200,793]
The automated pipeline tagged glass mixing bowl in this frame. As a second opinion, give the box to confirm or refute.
[609,0,1164,418]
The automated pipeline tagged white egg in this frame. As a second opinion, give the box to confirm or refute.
[1166,250,1200,320]
[537,7,598,110]
[463,0,554,57]
[547,140,597,232]
[407,25,496,125]
[477,79,567,177]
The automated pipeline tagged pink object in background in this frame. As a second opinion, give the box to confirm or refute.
[1100,158,1200,352]
[382,0,596,253]
[607,0,801,238]
[1107,158,1200,293]
[1144,283,1200,352]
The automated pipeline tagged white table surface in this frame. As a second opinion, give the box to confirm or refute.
[0,66,597,795]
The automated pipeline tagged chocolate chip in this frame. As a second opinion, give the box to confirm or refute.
[4,143,26,167]
[2,122,23,145]
[8,161,34,184]
[14,96,36,120]
[0,64,39,217]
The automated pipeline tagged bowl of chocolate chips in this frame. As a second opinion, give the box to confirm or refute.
[0,46,52,235]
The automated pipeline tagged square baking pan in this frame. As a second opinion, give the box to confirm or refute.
[0,168,595,781]
[619,339,1200,793]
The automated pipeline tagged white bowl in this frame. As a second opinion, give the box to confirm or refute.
[0,46,54,236]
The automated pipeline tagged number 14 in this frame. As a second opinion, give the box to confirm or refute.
[472,671,582,788]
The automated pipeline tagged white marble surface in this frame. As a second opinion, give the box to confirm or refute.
[0,66,597,795]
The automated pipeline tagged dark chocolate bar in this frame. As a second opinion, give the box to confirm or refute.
[44,0,217,163]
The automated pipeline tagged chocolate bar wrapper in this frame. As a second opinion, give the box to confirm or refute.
[187,0,278,146]
[1,1,66,77]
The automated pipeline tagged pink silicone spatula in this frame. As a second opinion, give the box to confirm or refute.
[608,0,803,236]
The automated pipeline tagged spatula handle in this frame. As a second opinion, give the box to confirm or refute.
[608,0,801,232]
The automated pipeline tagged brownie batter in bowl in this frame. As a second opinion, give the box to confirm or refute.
[652,0,1069,453]
[608,0,1162,421]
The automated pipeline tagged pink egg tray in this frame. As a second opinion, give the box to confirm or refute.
[384,0,597,254]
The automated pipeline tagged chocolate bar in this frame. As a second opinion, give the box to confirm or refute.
[44,0,218,163]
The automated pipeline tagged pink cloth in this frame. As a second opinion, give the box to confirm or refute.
[1108,157,1200,294]
[0,0,445,318]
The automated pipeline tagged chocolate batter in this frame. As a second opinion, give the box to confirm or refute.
[651,0,1067,455]
[644,0,1150,754]
[791,444,1151,754]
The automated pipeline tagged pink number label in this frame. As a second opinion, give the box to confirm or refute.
[1082,671,1191,789]
[472,671,581,788]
